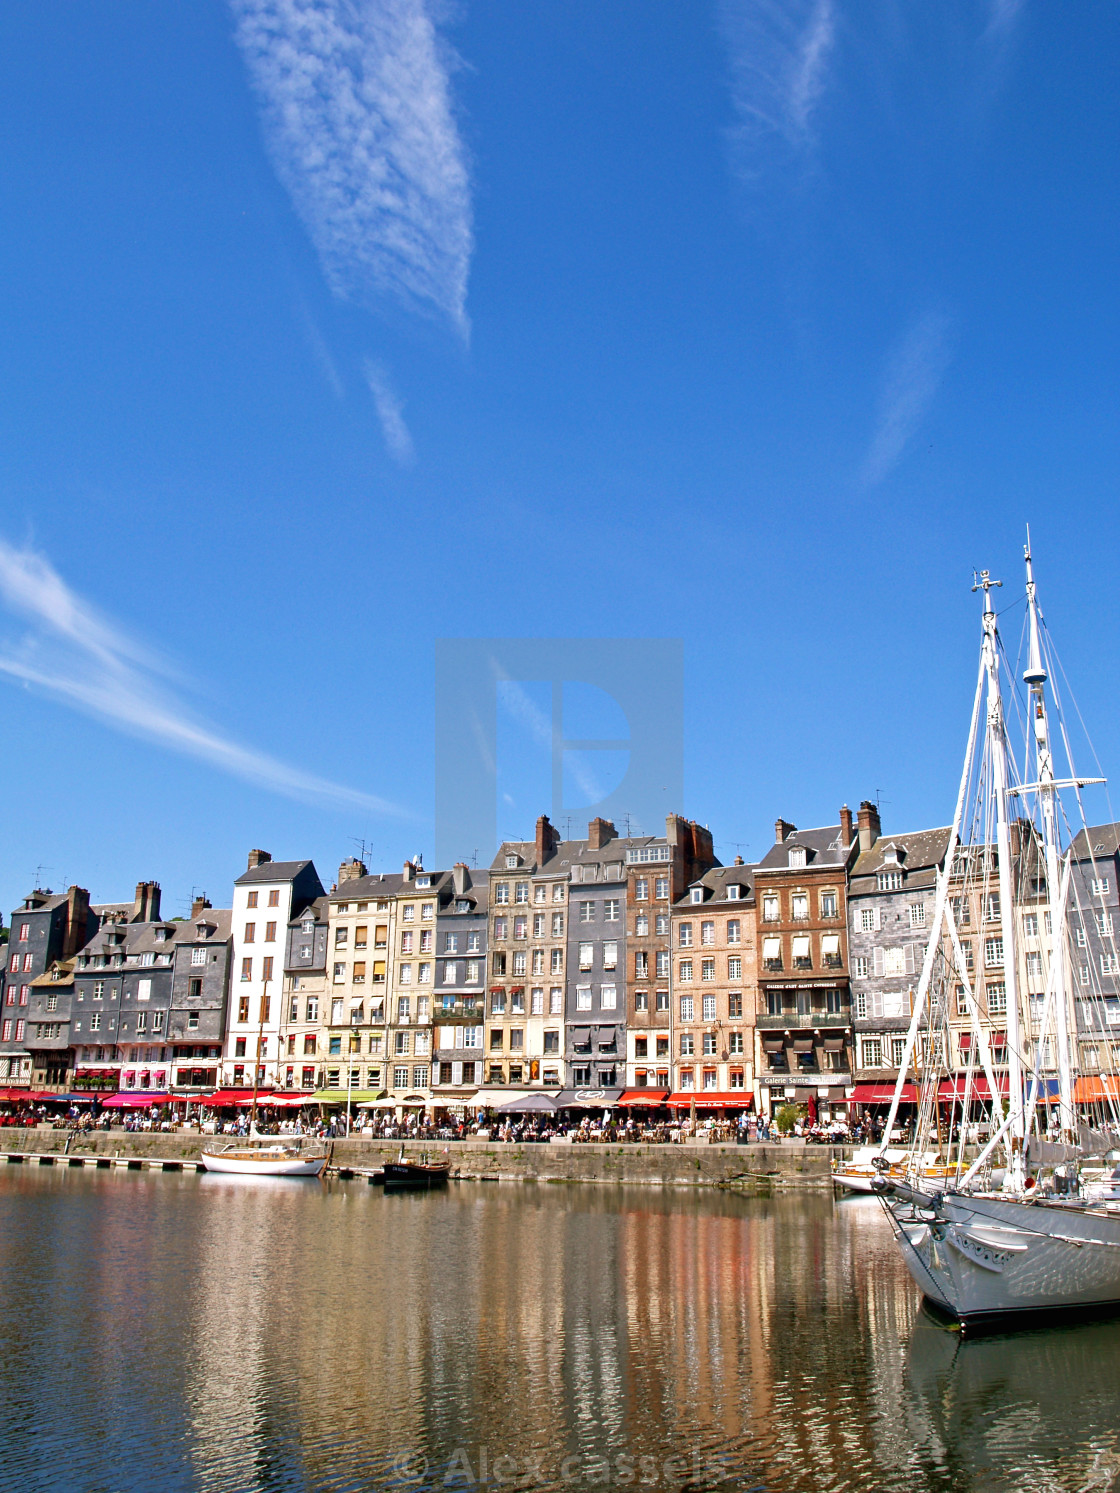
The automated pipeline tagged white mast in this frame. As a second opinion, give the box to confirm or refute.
[975,568,1028,1190]
[1023,535,1076,1141]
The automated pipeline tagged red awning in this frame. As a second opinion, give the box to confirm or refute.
[850,1083,918,1103]
[100,1092,172,1109]
[666,1092,752,1110]
[201,1089,315,1107]
[0,1088,37,1102]
[617,1089,670,1106]
[937,1074,1010,1099]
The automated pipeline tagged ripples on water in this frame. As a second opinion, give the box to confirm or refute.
[0,1171,1118,1493]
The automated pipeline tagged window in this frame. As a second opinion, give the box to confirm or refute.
[655,951,669,978]
[877,871,902,891]
[402,905,415,923]
[820,891,837,918]
[678,923,693,947]
[700,1032,716,1057]
[727,919,740,944]
[689,887,704,905]
[680,1033,695,1056]
[791,894,808,921]
[551,949,564,974]
[701,958,715,981]
[511,988,525,1013]
[883,948,906,978]
[654,877,669,899]
[908,904,926,929]
[190,947,207,966]
[1103,953,1119,977]
[333,962,347,984]
[392,1065,409,1089]
[136,1012,147,1034]
[987,981,1007,1015]
[576,985,592,1011]
[726,884,741,901]
[531,988,544,1015]
[579,942,594,970]
[984,938,1004,969]
[655,990,669,1012]
[985,893,1001,922]
[550,987,563,1014]
[238,996,250,1023]
[513,917,527,941]
[136,978,151,1002]
[395,1031,411,1055]
[1023,912,1039,937]
[262,956,273,982]
[1075,925,1088,947]
[89,1013,101,1033]
[635,951,649,978]
[603,941,618,970]
[267,890,280,908]
[728,992,742,1019]
[679,959,693,982]
[188,1011,200,1030]
[1098,912,1115,937]
[853,955,869,979]
[22,953,32,972]
[701,994,716,1021]
[788,847,807,869]
[579,901,595,923]
[728,956,741,981]
[891,1036,906,1068]
[240,958,252,982]
[600,984,617,1010]
[762,895,779,923]
[861,1038,883,1068]
[265,921,277,942]
[552,884,565,903]
[679,995,694,1021]
[246,891,258,909]
[514,883,529,905]
[1092,878,1111,897]
[1026,951,1043,977]
[466,960,480,983]
[728,1031,744,1055]
[700,921,715,946]
[244,923,256,943]
[860,908,877,932]
[634,990,649,1012]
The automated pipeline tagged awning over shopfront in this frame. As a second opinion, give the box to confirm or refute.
[202,1089,316,1107]
[0,1088,37,1102]
[666,1092,751,1110]
[100,1092,172,1109]
[617,1089,670,1106]
[553,1088,625,1109]
[850,1083,918,1103]
[312,1090,382,1106]
[1073,1076,1120,1103]
[936,1074,1010,1099]
[495,1092,558,1114]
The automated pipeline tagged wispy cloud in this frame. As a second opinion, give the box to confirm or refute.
[364,358,415,465]
[985,0,1025,40]
[230,0,473,336]
[717,0,836,177]
[0,540,406,818]
[860,310,955,486]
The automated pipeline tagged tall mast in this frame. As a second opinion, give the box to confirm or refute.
[1023,537,1076,1139]
[974,569,1028,1188]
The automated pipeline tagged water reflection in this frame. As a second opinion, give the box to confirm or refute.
[0,1172,1118,1492]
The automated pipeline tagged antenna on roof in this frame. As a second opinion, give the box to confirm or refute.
[471,849,479,868]
[33,865,52,891]
[352,836,376,867]
[561,816,574,840]
[622,813,634,838]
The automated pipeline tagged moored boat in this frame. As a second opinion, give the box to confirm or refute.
[382,1151,451,1189]
[200,1143,327,1177]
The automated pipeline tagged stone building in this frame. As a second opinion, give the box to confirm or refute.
[1,884,94,1088]
[669,861,756,1108]
[431,864,488,1111]
[278,893,330,1094]
[754,809,859,1123]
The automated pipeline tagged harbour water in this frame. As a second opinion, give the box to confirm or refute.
[1,1172,1118,1493]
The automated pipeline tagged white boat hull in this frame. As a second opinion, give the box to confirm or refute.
[200,1148,326,1177]
[889,1190,1120,1326]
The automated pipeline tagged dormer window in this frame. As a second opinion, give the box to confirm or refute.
[506,854,519,869]
[456,899,470,913]
[416,875,431,888]
[788,847,807,869]
[302,919,314,935]
[690,887,704,904]
[726,884,741,900]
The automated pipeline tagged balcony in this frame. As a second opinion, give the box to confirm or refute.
[756,1010,850,1030]
[434,998,484,1023]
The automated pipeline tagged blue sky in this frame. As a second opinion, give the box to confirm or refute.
[0,1,1117,918]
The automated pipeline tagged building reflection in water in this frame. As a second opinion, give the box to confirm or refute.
[3,1171,1120,1492]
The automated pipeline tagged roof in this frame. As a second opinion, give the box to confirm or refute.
[288,894,330,928]
[234,859,317,886]
[849,827,953,893]
[492,832,718,882]
[1068,823,1120,861]
[674,863,756,908]
[756,824,854,874]
[330,870,453,902]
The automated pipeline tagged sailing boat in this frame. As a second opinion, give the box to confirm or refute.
[874,538,1120,1329]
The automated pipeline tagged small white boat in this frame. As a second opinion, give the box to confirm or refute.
[200,1143,327,1177]
[833,1147,954,1194]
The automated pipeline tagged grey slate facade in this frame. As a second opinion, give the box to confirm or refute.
[432,865,488,1098]
[2,885,94,1085]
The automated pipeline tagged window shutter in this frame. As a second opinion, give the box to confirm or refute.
[873,948,884,977]
[906,944,916,975]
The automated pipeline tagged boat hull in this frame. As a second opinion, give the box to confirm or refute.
[201,1149,326,1177]
[888,1190,1120,1330]
[382,1162,450,1189]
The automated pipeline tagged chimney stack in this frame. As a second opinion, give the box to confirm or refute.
[132,881,161,923]
[191,895,212,918]
[453,863,469,895]
[535,814,560,866]
[338,857,367,885]
[839,804,854,848]
[857,800,882,853]
[63,886,91,958]
[734,855,744,866]
[587,817,616,851]
[775,818,797,844]
[247,849,271,871]
[402,859,415,882]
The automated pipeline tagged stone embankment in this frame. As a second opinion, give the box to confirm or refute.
[0,1127,846,1190]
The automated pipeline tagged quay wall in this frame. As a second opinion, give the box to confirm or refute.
[0,1128,846,1189]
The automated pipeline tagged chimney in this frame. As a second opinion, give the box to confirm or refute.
[734,856,744,866]
[132,881,161,923]
[857,800,881,853]
[63,886,91,958]
[453,863,469,896]
[191,895,212,918]
[775,819,797,844]
[402,859,415,883]
[587,817,616,851]
[338,857,367,885]
[535,814,560,865]
[247,849,271,871]
[839,805,854,848]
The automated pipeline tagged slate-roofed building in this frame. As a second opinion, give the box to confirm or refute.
[280,892,330,1094]
[669,861,756,1106]
[431,864,488,1110]
[167,900,232,1094]
[1065,823,1120,1073]
[754,808,860,1123]
[2,884,94,1088]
